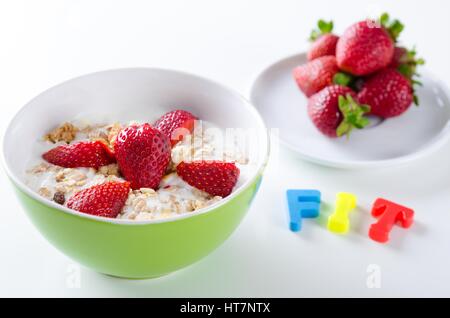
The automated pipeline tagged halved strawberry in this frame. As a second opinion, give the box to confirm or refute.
[114,123,171,190]
[66,181,130,218]
[154,110,198,146]
[42,140,115,169]
[176,161,240,197]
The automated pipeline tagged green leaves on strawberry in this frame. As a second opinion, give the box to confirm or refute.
[336,94,371,138]
[379,13,404,42]
[333,72,354,87]
[392,47,425,79]
[390,46,425,105]
[309,20,334,42]
[307,85,370,138]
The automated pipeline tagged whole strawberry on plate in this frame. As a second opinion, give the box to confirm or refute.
[390,46,425,83]
[358,68,414,118]
[308,85,371,137]
[43,140,115,169]
[177,161,240,197]
[336,13,404,76]
[115,123,171,190]
[67,181,130,218]
[307,20,339,61]
[154,110,198,146]
[293,56,339,97]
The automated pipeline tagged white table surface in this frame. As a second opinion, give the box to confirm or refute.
[1,0,450,297]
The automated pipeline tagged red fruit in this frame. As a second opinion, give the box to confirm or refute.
[293,56,339,97]
[389,47,408,68]
[114,123,171,190]
[67,182,130,218]
[154,110,198,146]
[42,141,115,169]
[336,20,394,76]
[176,161,240,197]
[358,68,414,118]
[308,85,371,138]
[308,34,339,61]
[389,46,425,82]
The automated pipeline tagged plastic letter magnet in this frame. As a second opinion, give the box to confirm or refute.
[369,198,414,243]
[286,190,321,232]
[327,192,357,234]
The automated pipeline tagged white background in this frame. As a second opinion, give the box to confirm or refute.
[1,0,450,297]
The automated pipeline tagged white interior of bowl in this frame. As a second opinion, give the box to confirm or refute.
[2,68,269,224]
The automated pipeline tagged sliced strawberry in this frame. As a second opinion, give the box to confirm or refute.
[42,140,115,169]
[176,161,240,197]
[114,123,171,190]
[66,181,130,218]
[154,110,198,146]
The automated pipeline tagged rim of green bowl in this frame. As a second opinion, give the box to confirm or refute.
[2,67,271,226]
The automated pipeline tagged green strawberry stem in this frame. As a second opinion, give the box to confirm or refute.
[333,72,365,93]
[397,46,425,106]
[309,19,334,42]
[336,94,371,138]
[333,72,354,87]
[397,46,425,80]
[379,13,404,42]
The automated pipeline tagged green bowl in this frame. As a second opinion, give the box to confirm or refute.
[2,68,269,279]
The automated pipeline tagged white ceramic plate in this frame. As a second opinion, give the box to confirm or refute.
[250,52,450,169]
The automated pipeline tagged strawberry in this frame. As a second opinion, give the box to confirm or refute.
[176,161,240,197]
[390,47,409,69]
[114,123,171,190]
[307,20,339,61]
[390,46,425,80]
[154,110,198,146]
[67,181,130,218]
[308,85,371,138]
[42,140,115,169]
[336,20,394,76]
[293,56,339,97]
[358,68,414,118]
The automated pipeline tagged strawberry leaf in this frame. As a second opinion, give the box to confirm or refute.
[380,13,390,26]
[395,45,425,100]
[333,72,354,87]
[414,94,420,106]
[309,19,333,41]
[336,94,371,138]
[379,12,404,42]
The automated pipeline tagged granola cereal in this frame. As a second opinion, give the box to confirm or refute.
[44,122,78,144]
